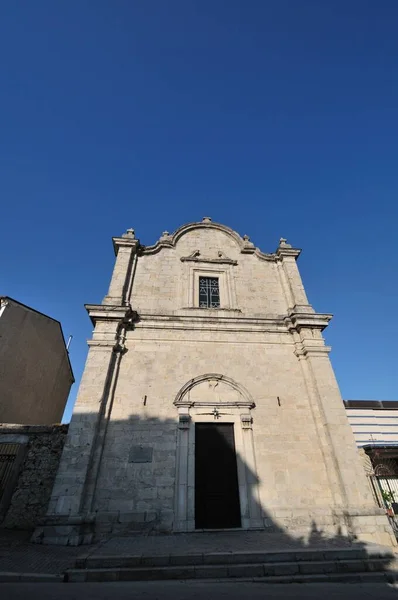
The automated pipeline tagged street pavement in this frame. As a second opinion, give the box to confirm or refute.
[0,529,355,576]
[2,582,398,599]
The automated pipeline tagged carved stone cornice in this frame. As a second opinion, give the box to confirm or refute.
[284,311,332,333]
[180,250,238,265]
[133,312,288,334]
[87,340,116,348]
[294,342,332,358]
[175,400,256,409]
[85,304,137,326]
[112,229,141,256]
[86,341,128,355]
[275,247,301,260]
[275,238,301,260]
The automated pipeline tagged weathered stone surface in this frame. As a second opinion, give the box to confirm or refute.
[35,219,395,546]
[0,425,68,529]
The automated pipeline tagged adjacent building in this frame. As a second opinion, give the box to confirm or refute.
[0,297,74,425]
[345,400,398,450]
[35,218,395,546]
[345,400,398,514]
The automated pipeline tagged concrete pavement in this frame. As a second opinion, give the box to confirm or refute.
[0,529,355,576]
[2,581,398,599]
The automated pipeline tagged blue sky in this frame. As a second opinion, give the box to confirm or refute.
[1,1,397,422]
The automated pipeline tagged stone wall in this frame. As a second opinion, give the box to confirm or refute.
[0,424,68,530]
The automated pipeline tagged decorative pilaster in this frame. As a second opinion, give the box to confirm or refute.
[276,238,312,313]
[240,414,263,528]
[103,228,140,306]
[174,409,191,531]
[32,305,134,545]
[297,339,395,546]
[288,312,380,514]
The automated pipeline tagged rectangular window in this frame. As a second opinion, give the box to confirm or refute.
[199,277,220,308]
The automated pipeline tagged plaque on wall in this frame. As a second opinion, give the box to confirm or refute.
[128,445,153,463]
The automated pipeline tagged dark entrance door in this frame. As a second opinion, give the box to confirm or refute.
[195,423,241,529]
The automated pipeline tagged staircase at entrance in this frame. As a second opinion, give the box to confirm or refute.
[65,531,397,584]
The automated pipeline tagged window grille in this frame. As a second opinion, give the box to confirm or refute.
[199,277,220,308]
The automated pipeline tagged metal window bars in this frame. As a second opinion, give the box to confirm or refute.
[199,277,220,308]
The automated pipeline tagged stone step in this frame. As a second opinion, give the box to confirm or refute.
[65,557,395,583]
[75,546,394,570]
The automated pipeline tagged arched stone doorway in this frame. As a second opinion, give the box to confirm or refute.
[173,374,263,531]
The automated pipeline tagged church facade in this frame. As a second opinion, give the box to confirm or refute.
[35,218,395,546]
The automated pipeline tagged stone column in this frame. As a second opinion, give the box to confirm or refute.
[291,317,395,546]
[275,238,394,544]
[174,411,190,532]
[35,227,140,545]
[305,346,376,508]
[240,414,263,528]
[103,229,139,306]
[33,304,134,545]
[276,239,311,312]
[32,347,114,544]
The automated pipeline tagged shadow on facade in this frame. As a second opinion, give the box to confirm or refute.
[0,410,395,582]
[23,411,395,584]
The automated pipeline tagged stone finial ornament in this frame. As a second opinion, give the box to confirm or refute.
[202,217,212,223]
[122,228,135,239]
[279,237,292,248]
[159,231,172,241]
[242,234,255,248]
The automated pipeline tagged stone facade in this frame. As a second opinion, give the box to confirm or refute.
[0,424,68,529]
[34,218,395,546]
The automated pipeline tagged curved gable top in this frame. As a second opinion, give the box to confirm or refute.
[174,218,243,247]
[141,217,275,261]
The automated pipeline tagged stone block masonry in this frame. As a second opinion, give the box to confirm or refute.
[0,424,68,530]
[34,218,396,547]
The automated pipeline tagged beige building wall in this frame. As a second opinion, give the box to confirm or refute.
[36,219,395,546]
[0,299,74,425]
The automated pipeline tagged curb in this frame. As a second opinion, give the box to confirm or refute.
[0,571,63,583]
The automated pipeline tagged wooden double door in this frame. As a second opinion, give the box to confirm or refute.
[195,423,241,529]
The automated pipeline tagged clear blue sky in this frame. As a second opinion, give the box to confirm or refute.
[1,1,397,422]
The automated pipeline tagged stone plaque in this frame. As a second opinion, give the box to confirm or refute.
[129,445,153,463]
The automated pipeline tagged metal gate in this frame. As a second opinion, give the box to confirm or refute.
[0,443,20,501]
[373,476,398,536]
[376,477,398,508]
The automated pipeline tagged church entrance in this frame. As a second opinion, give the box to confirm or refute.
[195,423,241,529]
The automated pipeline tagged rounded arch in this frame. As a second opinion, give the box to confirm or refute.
[174,373,254,407]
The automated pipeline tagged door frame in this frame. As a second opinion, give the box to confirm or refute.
[194,421,242,529]
[173,375,263,532]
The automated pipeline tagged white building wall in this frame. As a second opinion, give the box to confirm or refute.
[346,405,398,448]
